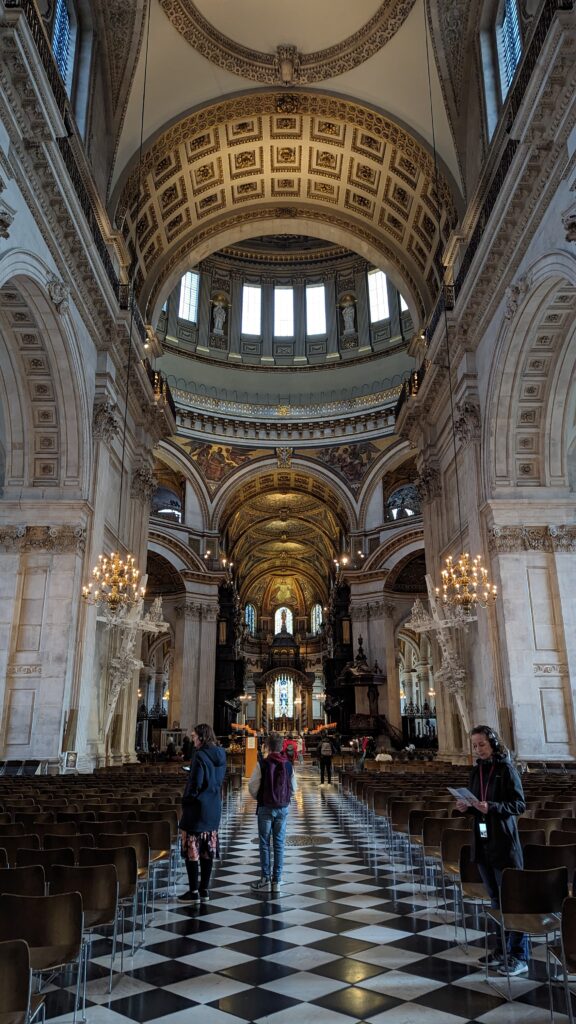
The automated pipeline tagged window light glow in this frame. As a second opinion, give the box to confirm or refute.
[274,287,294,337]
[178,271,200,322]
[306,284,326,336]
[241,284,262,335]
[368,270,389,323]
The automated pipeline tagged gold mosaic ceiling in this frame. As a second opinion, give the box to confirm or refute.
[223,484,342,608]
[114,92,458,317]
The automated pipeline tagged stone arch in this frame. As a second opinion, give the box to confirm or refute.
[210,456,357,535]
[111,91,460,320]
[154,439,211,530]
[363,525,424,574]
[147,531,206,575]
[487,253,576,492]
[0,263,90,497]
[357,438,415,531]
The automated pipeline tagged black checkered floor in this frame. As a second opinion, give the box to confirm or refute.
[44,767,572,1023]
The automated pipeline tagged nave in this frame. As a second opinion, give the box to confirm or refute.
[44,768,569,1024]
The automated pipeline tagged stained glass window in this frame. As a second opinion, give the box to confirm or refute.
[311,603,323,634]
[245,603,256,635]
[274,674,294,717]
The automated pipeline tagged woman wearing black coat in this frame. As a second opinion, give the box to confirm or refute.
[179,723,226,904]
[455,725,528,975]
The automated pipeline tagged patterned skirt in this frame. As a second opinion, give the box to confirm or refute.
[180,829,220,862]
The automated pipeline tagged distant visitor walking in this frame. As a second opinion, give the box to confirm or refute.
[248,732,297,894]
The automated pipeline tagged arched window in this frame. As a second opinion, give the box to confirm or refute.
[245,603,256,635]
[481,0,523,138]
[385,484,421,522]
[274,673,294,717]
[310,603,323,635]
[178,271,200,322]
[367,269,389,323]
[274,606,293,634]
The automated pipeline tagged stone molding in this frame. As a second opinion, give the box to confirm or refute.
[454,399,481,448]
[0,525,86,554]
[92,400,120,446]
[157,1,416,84]
[488,524,576,554]
[533,662,568,676]
[6,664,41,675]
[175,601,219,620]
[0,195,15,238]
[350,601,389,620]
[562,210,576,243]
[130,463,156,505]
[503,271,532,320]
[416,461,442,502]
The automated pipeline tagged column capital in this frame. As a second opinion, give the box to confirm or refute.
[488,524,576,554]
[454,399,481,448]
[416,459,441,503]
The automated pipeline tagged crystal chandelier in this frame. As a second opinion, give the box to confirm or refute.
[436,553,497,612]
[82,551,145,615]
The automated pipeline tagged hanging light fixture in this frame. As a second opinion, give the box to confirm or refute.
[82,6,153,621]
[421,11,497,617]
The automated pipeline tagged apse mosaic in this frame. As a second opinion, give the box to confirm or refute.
[314,441,381,489]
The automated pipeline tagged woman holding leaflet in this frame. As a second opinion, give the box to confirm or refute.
[455,725,528,975]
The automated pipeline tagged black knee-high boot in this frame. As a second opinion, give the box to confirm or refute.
[199,858,213,896]
[186,860,199,894]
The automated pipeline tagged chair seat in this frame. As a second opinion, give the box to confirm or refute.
[461,882,487,900]
[30,943,80,972]
[548,941,576,975]
[0,1013,27,1024]
[490,909,561,933]
[444,861,460,876]
[150,849,170,862]
[84,909,116,930]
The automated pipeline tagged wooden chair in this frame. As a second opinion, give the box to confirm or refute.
[1,835,40,868]
[0,893,83,1024]
[79,845,139,952]
[16,847,75,884]
[0,938,45,1024]
[547,896,576,1024]
[51,863,119,1000]
[0,865,46,897]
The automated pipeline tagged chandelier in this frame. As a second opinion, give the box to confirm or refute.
[437,553,497,612]
[82,552,145,615]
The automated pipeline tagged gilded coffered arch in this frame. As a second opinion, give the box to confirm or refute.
[488,255,576,492]
[157,0,417,85]
[220,478,343,609]
[113,92,460,318]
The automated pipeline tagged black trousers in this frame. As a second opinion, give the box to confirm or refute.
[320,755,332,783]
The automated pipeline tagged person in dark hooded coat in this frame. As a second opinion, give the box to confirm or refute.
[178,723,226,904]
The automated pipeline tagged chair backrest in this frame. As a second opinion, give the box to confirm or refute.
[16,846,75,881]
[32,822,76,841]
[0,864,46,896]
[0,891,83,954]
[441,828,472,870]
[57,811,95,824]
[78,820,122,836]
[51,863,118,921]
[551,831,576,846]
[389,801,424,831]
[0,938,31,1015]
[519,828,547,847]
[44,833,94,858]
[95,810,137,822]
[130,820,171,852]
[408,808,448,837]
[500,866,568,914]
[96,832,150,869]
[523,843,576,876]
[0,822,25,836]
[0,848,7,869]
[561,818,576,832]
[78,845,137,900]
[1,834,40,866]
[459,844,484,884]
[519,817,563,840]
[0,812,13,824]
[14,811,56,826]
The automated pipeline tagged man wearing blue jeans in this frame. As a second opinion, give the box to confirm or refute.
[248,733,297,894]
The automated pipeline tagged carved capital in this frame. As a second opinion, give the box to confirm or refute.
[92,400,120,446]
[454,399,481,447]
[416,461,442,503]
[0,525,86,554]
[383,601,396,620]
[47,275,70,316]
[131,463,156,505]
[276,446,293,468]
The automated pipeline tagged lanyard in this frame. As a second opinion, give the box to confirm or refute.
[479,763,494,803]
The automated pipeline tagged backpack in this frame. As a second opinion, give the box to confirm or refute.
[320,740,332,756]
[259,755,292,808]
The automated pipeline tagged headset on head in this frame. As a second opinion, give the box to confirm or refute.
[471,725,502,753]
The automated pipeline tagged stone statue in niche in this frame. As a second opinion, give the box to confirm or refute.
[212,299,227,335]
[341,297,356,335]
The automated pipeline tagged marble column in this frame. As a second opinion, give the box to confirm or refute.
[197,602,218,724]
[383,604,401,731]
[173,602,203,732]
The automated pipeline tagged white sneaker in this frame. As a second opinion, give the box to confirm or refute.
[250,876,271,893]
[271,879,282,894]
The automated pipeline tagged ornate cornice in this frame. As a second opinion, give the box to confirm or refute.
[157,1,417,84]
[0,525,86,554]
[175,600,218,620]
[488,524,576,554]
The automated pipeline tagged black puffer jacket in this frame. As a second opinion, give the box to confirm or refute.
[179,743,227,833]
[468,754,525,869]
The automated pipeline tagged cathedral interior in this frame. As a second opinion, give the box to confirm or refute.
[0,0,575,768]
[1,3,576,1023]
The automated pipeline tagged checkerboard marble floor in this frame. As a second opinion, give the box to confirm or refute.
[44,767,573,1024]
